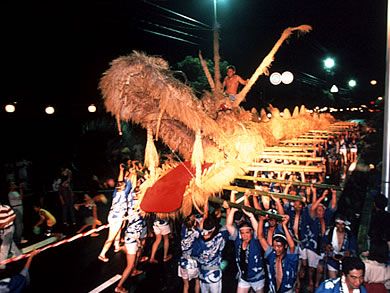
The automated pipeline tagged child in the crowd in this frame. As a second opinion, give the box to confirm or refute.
[33,203,57,237]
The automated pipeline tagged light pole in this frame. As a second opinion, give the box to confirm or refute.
[382,0,390,204]
[212,0,222,92]
[213,0,217,26]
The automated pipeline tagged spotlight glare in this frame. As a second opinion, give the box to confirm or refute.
[45,106,55,115]
[270,72,282,85]
[88,104,97,113]
[281,71,294,84]
[5,104,16,113]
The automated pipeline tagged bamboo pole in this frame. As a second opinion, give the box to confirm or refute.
[260,152,315,157]
[198,50,215,92]
[222,185,305,202]
[256,154,323,162]
[264,146,317,151]
[208,196,283,221]
[281,138,328,143]
[299,135,333,139]
[234,175,343,190]
[308,130,343,134]
[246,165,325,173]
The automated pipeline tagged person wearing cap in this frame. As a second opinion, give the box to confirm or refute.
[315,256,367,293]
[226,200,265,293]
[258,213,298,293]
[191,212,230,293]
[324,215,357,279]
[303,188,337,292]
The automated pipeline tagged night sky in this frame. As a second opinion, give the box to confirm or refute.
[0,0,387,183]
[1,0,387,105]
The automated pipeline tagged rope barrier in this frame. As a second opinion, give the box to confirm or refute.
[0,223,110,266]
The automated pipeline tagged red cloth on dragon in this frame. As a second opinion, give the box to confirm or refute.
[140,161,212,213]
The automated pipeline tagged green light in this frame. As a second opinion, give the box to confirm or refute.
[348,79,357,87]
[323,57,335,69]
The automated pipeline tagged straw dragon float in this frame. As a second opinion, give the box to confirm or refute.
[99,24,337,218]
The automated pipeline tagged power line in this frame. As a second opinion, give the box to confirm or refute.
[143,0,211,29]
[140,19,204,40]
[141,28,200,45]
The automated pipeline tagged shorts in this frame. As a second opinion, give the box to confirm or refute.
[350,148,357,153]
[237,278,265,291]
[300,248,324,268]
[124,241,138,255]
[200,280,222,293]
[124,233,139,255]
[153,222,171,235]
[178,266,199,281]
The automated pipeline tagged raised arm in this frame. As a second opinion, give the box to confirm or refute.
[271,194,285,215]
[117,164,125,182]
[310,189,328,217]
[242,208,258,234]
[330,189,337,210]
[226,205,238,236]
[311,184,317,203]
[281,215,295,253]
[257,215,270,252]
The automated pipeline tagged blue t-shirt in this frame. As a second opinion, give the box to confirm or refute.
[265,246,299,293]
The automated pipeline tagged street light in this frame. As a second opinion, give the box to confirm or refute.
[45,106,55,115]
[88,104,97,113]
[281,71,294,84]
[323,57,335,70]
[270,72,282,85]
[5,104,16,113]
[348,79,357,88]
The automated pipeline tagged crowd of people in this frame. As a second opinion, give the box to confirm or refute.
[0,122,389,293]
